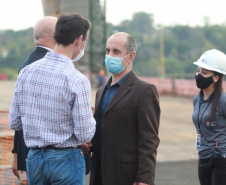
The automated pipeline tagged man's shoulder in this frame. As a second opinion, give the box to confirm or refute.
[133,76,157,90]
[20,47,49,71]
[67,69,90,86]
[125,71,155,87]
[28,47,48,58]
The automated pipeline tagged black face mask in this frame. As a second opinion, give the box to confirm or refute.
[195,73,214,89]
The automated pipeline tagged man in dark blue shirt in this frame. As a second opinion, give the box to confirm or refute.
[83,32,160,185]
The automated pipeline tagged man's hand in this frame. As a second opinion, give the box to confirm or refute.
[133,183,150,185]
[12,153,20,179]
[81,140,92,155]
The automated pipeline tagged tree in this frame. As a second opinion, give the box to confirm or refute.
[130,12,154,35]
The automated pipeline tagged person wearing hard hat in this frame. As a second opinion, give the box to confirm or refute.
[192,49,226,185]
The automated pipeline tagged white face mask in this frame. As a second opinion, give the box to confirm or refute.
[73,46,84,62]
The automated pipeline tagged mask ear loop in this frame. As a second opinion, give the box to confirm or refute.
[122,52,131,67]
[123,62,129,68]
[78,45,81,52]
[77,35,84,51]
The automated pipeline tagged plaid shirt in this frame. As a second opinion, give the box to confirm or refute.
[9,52,96,148]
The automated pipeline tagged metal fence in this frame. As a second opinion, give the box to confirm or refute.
[139,77,226,97]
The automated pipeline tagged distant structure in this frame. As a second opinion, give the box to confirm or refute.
[42,0,106,81]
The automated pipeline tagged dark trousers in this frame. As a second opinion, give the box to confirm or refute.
[198,158,226,185]
[93,158,103,185]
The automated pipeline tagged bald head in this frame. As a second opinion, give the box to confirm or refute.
[34,16,58,49]
[110,32,137,54]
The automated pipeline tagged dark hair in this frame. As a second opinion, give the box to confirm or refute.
[54,13,91,46]
[210,71,224,121]
[125,35,137,54]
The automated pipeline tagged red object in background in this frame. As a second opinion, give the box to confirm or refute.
[0,74,7,80]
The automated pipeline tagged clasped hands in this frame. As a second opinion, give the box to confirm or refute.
[81,140,92,155]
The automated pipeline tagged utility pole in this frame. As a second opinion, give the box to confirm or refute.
[160,27,165,78]
[103,0,107,59]
[89,0,106,71]
[89,0,106,86]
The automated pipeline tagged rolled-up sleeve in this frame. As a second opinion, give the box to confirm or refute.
[72,78,96,143]
[9,72,24,130]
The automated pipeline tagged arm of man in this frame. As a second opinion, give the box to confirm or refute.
[9,90,22,130]
[11,131,20,179]
[12,153,20,179]
[72,78,96,144]
[12,131,18,153]
[11,153,24,179]
[135,84,160,185]
[9,69,27,130]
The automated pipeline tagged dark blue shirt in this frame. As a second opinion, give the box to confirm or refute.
[97,71,132,157]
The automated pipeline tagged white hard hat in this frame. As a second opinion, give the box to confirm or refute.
[193,49,226,75]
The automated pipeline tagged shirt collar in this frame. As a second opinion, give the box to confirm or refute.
[37,46,53,52]
[199,90,216,104]
[106,71,132,88]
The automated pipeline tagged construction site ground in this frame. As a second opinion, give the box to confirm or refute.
[0,81,199,185]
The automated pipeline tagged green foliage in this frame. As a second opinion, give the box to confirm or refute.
[107,12,226,77]
[200,25,226,52]
[2,12,226,79]
[0,28,34,68]
[130,12,154,35]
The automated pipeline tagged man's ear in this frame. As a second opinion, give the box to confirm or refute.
[129,51,136,61]
[74,35,84,46]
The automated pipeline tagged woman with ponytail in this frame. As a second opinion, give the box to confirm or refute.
[192,49,226,185]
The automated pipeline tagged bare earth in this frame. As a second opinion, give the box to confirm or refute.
[0,81,199,185]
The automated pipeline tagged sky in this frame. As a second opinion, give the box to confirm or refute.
[1,0,226,31]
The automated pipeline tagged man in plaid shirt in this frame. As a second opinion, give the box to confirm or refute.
[9,13,96,185]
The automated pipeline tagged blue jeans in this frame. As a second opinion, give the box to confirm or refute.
[26,147,85,185]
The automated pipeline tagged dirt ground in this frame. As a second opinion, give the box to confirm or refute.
[0,81,199,184]
[0,81,198,160]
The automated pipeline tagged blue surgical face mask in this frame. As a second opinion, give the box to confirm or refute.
[105,54,129,74]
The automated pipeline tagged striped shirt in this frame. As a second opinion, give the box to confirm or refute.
[9,52,96,148]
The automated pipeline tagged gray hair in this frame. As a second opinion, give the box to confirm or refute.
[125,34,137,54]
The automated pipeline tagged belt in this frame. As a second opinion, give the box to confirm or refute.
[33,145,80,150]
